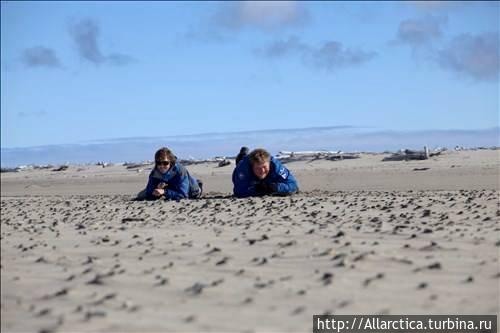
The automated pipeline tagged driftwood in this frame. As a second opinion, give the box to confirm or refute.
[96,162,111,168]
[179,159,209,166]
[52,165,69,172]
[0,167,19,173]
[180,157,235,166]
[34,165,54,170]
[413,167,430,171]
[2,164,54,173]
[218,159,231,167]
[277,151,360,164]
[325,153,360,161]
[124,162,152,169]
[383,146,431,161]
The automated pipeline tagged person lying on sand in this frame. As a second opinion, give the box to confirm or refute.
[232,148,298,198]
[140,147,203,200]
[235,146,249,165]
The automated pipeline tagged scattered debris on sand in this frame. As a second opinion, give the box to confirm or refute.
[52,165,69,172]
[217,159,231,167]
[382,146,447,161]
[277,150,360,164]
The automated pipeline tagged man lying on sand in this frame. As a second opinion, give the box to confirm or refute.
[140,147,203,200]
[232,148,298,198]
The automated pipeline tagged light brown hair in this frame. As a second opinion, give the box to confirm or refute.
[248,148,271,165]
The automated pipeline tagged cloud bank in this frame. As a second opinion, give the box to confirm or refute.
[213,1,309,31]
[257,36,377,72]
[21,46,62,68]
[17,110,48,118]
[69,18,135,66]
[186,1,310,43]
[393,14,499,81]
[436,32,499,81]
[393,15,447,47]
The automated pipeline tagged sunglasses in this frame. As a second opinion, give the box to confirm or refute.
[156,160,170,167]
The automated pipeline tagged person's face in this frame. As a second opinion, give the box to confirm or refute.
[252,161,270,180]
[156,158,171,174]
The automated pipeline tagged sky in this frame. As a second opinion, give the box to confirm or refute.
[1,1,499,149]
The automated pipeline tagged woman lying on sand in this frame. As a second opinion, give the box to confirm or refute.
[140,147,203,200]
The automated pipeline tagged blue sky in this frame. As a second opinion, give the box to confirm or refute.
[1,1,499,148]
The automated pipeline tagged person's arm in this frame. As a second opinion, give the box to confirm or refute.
[145,174,160,199]
[270,159,298,195]
[164,170,190,200]
[232,166,256,198]
[274,174,298,194]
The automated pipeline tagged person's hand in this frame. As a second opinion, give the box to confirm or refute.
[268,183,278,193]
[157,182,168,189]
[254,182,266,194]
[152,188,165,197]
[255,182,278,195]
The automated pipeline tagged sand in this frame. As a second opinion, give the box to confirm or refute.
[1,149,499,332]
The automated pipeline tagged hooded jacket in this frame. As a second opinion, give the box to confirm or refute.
[232,156,298,198]
[145,162,201,200]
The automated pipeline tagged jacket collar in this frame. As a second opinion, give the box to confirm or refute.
[151,163,177,180]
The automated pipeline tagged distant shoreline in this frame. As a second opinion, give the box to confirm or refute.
[2,126,499,168]
[2,146,499,171]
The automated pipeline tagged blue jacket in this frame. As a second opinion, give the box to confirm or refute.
[232,156,298,198]
[145,163,201,200]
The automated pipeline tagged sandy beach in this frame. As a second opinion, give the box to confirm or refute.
[1,149,499,332]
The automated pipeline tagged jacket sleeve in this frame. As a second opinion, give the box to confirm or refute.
[232,165,256,198]
[145,174,158,199]
[272,159,298,195]
[164,169,190,200]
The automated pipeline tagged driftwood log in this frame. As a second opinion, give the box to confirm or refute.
[383,146,432,161]
[52,165,69,172]
[218,159,231,167]
[277,151,360,164]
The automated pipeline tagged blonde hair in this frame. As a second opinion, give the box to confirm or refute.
[248,148,271,165]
